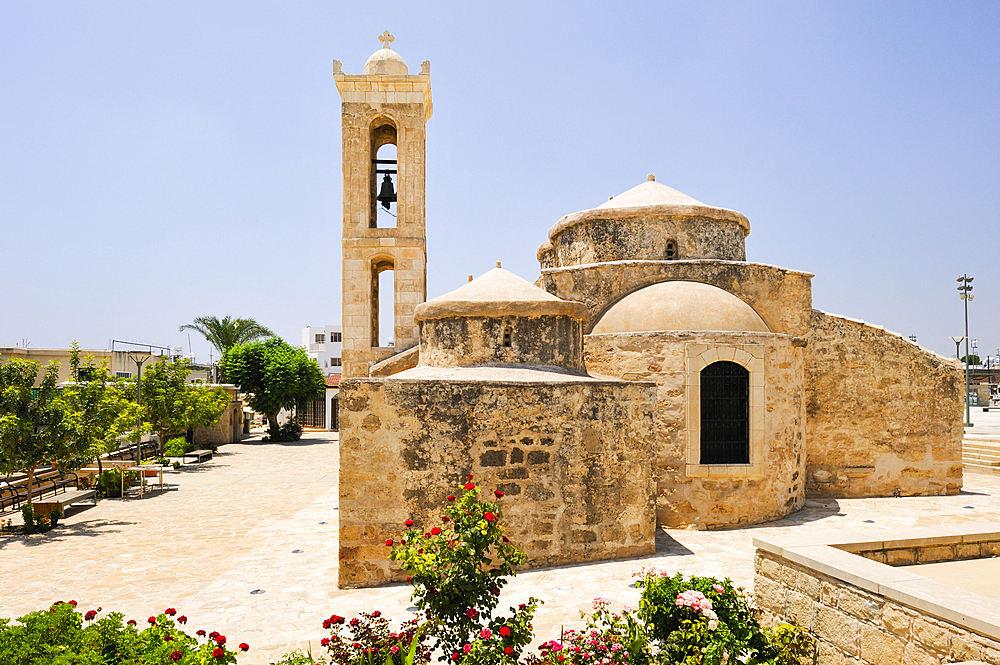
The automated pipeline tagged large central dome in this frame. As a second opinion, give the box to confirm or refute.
[591,281,769,334]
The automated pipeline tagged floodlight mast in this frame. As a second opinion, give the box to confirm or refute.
[957,275,974,427]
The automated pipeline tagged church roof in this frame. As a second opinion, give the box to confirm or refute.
[414,267,589,321]
[364,44,408,75]
[596,178,706,210]
[544,175,750,245]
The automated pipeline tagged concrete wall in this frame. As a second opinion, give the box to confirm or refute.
[585,331,806,528]
[804,311,964,498]
[338,377,657,588]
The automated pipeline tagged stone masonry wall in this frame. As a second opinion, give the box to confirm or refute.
[755,550,1000,665]
[584,331,805,528]
[338,378,657,588]
[805,311,964,498]
[537,260,813,337]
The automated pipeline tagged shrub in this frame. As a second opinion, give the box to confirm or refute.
[389,476,537,660]
[0,602,249,664]
[94,468,137,498]
[263,420,303,442]
[164,437,190,457]
[318,610,429,664]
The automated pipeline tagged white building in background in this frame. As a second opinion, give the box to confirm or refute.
[302,325,343,377]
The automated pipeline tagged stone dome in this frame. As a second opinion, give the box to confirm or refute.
[364,48,408,76]
[595,179,707,210]
[415,267,588,322]
[591,281,769,334]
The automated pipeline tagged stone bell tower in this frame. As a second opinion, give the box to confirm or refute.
[334,31,432,377]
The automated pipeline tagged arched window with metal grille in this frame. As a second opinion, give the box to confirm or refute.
[699,360,750,464]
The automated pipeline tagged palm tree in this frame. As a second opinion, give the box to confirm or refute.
[179,316,276,381]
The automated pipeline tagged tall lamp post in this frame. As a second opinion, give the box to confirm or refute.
[957,274,974,427]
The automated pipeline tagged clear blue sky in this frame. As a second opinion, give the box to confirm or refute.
[1,1,997,363]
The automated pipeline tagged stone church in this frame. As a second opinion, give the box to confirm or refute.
[334,37,964,588]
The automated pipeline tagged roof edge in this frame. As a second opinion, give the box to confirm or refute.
[547,204,751,243]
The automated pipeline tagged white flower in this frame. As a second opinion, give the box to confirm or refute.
[708,619,719,631]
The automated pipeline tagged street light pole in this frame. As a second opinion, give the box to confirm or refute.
[957,274,974,427]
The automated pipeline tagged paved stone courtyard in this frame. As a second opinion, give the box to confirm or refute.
[2,419,1000,664]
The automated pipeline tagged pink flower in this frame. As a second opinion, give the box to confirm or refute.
[390,646,399,654]
[463,644,472,653]
[675,589,713,612]
[713,583,725,594]
[480,628,492,639]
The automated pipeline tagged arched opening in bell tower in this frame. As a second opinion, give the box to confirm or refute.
[370,120,398,229]
[370,257,396,348]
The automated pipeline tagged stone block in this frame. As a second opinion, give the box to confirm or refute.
[912,616,951,653]
[916,545,954,563]
[816,606,859,656]
[839,587,882,623]
[950,634,984,663]
[901,642,939,665]
[885,548,917,566]
[860,624,904,665]
[816,640,848,665]
[785,590,816,630]
[882,605,911,638]
[754,574,786,612]
[756,553,783,581]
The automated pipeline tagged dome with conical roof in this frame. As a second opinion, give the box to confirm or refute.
[538,175,750,269]
[414,267,588,372]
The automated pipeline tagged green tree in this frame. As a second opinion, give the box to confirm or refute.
[961,354,981,365]
[222,338,324,441]
[140,359,231,446]
[178,316,275,381]
[0,359,80,508]
[63,342,146,474]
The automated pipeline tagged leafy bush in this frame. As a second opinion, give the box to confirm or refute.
[94,468,137,499]
[318,610,428,664]
[526,598,649,665]
[164,437,190,457]
[389,475,537,660]
[0,602,250,664]
[263,420,303,442]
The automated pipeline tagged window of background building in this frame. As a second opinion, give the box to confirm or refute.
[332,332,342,343]
[315,333,325,343]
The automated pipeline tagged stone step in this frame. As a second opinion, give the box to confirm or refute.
[963,455,1000,466]
[963,461,1000,475]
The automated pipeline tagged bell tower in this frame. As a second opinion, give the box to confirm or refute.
[335,32,432,377]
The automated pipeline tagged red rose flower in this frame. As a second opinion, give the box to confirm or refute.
[371,611,381,617]
[127,619,137,626]
[441,515,449,522]
[170,651,183,661]
[323,619,331,629]
[447,495,456,501]
[68,600,78,606]
[430,527,442,535]
[164,635,174,641]
[484,512,496,522]
[404,519,414,527]
[214,634,226,646]
[177,615,187,624]
[239,643,250,652]
[463,483,475,490]
[320,638,330,646]
[197,629,207,637]
[499,626,511,637]
[349,618,360,627]
[85,610,97,621]
[406,576,412,582]
[466,474,474,480]
[385,538,393,546]
[330,614,344,624]
[212,647,225,659]
[465,608,478,618]
[424,532,431,539]
[502,535,510,542]
[518,603,526,610]
[209,632,219,639]
[505,646,514,654]
[494,490,505,498]
[165,607,177,616]
[148,616,157,625]
[452,653,461,661]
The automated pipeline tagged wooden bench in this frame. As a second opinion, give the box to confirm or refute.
[31,489,98,516]
[0,467,81,513]
[182,449,213,463]
[104,440,160,463]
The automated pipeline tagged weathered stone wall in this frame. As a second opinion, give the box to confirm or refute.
[193,388,241,446]
[584,331,805,528]
[338,377,657,588]
[418,315,585,371]
[804,311,964,498]
[537,261,813,337]
[755,549,1000,665]
[540,214,746,268]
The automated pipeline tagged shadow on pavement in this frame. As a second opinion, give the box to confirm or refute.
[0,518,137,549]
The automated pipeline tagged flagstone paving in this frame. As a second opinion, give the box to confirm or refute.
[3,430,1000,664]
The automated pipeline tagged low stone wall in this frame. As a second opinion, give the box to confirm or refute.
[338,377,657,588]
[754,527,1000,665]
[804,310,963,498]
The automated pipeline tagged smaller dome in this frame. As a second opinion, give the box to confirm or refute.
[592,282,769,334]
[596,180,706,210]
[364,48,408,75]
[416,267,588,321]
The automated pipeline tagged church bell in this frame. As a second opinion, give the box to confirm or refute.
[377,174,396,210]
